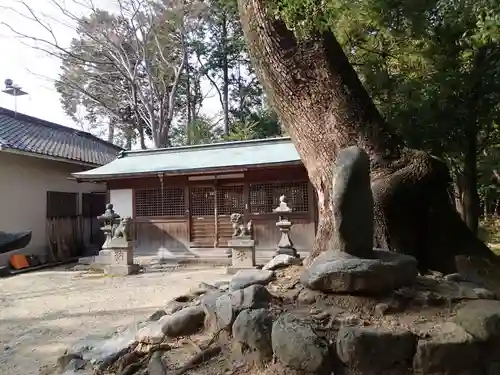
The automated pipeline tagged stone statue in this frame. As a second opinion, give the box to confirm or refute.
[112,217,131,242]
[230,213,253,238]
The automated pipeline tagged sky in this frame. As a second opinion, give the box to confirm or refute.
[0,0,220,135]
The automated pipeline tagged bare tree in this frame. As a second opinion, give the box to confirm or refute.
[1,0,196,148]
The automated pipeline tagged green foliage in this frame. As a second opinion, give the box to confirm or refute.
[224,120,258,141]
[273,0,500,213]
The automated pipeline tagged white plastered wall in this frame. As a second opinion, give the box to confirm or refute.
[0,152,106,266]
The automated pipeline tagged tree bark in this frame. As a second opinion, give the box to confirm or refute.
[237,0,495,273]
[221,12,230,136]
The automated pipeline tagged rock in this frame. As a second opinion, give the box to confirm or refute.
[201,290,225,329]
[301,249,418,294]
[215,284,272,330]
[271,313,330,372]
[190,282,218,296]
[149,310,167,321]
[412,276,496,304]
[458,282,496,300]
[214,280,230,291]
[336,326,416,373]
[374,303,389,317]
[57,353,83,371]
[296,288,322,305]
[413,322,480,374]
[164,300,187,315]
[119,362,143,375]
[232,308,273,364]
[455,300,500,341]
[66,327,136,368]
[136,322,165,344]
[148,351,167,375]
[263,254,302,271]
[330,146,374,258]
[160,306,205,337]
[230,269,274,291]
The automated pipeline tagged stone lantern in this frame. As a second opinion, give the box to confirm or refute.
[97,203,120,249]
[96,203,138,276]
[273,195,298,258]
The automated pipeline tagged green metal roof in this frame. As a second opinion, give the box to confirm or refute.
[72,137,302,180]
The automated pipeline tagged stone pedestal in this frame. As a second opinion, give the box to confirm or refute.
[103,242,139,276]
[95,204,139,276]
[273,195,298,258]
[99,238,139,276]
[276,217,298,257]
[226,237,256,274]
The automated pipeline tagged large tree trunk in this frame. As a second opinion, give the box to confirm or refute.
[237,0,495,274]
[221,12,230,136]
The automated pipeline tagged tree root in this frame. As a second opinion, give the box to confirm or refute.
[172,346,222,375]
[171,329,224,375]
[371,149,496,274]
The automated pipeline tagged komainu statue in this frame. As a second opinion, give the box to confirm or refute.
[112,217,131,242]
[230,213,253,238]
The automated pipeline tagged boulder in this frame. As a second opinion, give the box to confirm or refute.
[214,280,230,291]
[296,288,322,305]
[190,282,218,296]
[455,300,500,341]
[330,146,374,258]
[135,322,165,344]
[412,276,496,304]
[336,326,416,373]
[148,310,167,321]
[263,254,302,271]
[232,308,273,364]
[271,313,330,372]
[413,322,481,374]
[215,284,272,330]
[160,306,205,337]
[57,353,82,370]
[230,269,274,291]
[301,249,418,294]
[148,351,167,375]
[201,290,225,329]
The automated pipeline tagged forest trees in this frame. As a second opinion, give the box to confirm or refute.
[237,0,499,272]
[2,0,279,148]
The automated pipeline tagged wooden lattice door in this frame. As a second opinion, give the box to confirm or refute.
[190,186,216,247]
[217,184,244,247]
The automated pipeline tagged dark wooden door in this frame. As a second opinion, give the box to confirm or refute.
[189,186,216,247]
[216,184,244,247]
[82,192,106,245]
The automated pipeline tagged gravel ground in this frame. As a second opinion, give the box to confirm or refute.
[0,266,230,375]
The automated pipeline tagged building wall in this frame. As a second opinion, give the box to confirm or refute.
[0,152,106,266]
[109,189,133,217]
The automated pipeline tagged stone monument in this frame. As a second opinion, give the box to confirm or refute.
[97,203,139,276]
[273,195,298,258]
[301,146,418,294]
[227,213,256,274]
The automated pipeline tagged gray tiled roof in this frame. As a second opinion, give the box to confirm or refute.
[74,137,302,180]
[0,107,122,165]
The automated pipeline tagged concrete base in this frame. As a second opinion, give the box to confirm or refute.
[104,264,140,276]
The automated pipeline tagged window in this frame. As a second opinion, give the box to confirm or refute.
[190,187,215,216]
[47,191,79,218]
[249,182,309,214]
[82,193,106,218]
[217,185,244,215]
[135,187,185,217]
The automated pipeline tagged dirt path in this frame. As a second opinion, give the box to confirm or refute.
[0,266,230,375]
